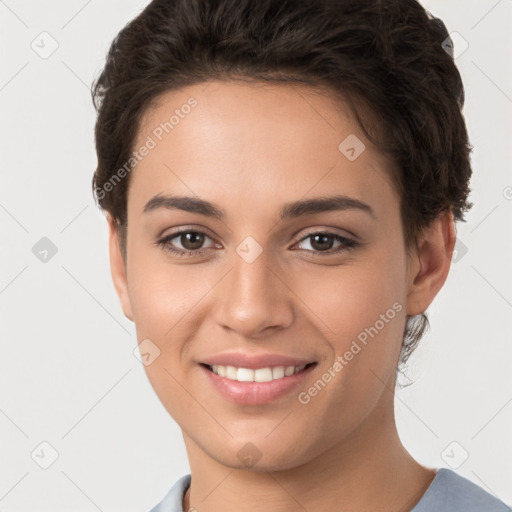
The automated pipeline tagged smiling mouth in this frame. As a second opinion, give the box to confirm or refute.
[200,362,317,383]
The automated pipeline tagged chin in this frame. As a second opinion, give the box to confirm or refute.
[205,436,316,473]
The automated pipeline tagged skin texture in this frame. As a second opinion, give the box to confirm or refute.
[107,81,456,511]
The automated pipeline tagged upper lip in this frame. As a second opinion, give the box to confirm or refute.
[200,352,316,369]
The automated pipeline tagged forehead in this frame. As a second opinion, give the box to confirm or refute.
[128,80,397,218]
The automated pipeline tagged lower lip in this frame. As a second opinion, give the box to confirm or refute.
[200,364,316,405]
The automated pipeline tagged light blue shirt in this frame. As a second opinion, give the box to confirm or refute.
[149,468,510,511]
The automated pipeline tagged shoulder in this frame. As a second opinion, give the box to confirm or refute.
[411,468,510,512]
[148,474,191,512]
[148,470,510,512]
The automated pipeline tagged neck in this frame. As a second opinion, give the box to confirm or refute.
[182,390,435,512]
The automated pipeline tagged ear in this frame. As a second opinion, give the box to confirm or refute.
[107,214,134,322]
[405,210,456,316]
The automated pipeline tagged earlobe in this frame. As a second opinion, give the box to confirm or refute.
[406,211,456,316]
[107,214,134,322]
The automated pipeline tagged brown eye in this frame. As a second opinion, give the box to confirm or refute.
[295,232,359,255]
[179,231,205,250]
[157,230,217,257]
[309,233,335,251]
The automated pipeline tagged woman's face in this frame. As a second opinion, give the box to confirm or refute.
[111,80,423,470]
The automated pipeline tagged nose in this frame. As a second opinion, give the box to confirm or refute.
[212,243,295,339]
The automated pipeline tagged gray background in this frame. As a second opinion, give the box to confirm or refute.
[1,0,511,510]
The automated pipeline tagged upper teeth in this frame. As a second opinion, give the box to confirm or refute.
[211,365,306,382]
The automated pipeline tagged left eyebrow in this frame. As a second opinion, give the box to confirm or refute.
[279,194,375,220]
[142,193,375,220]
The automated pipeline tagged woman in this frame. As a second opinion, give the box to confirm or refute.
[91,0,509,510]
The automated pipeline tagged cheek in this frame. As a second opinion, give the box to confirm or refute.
[126,257,206,416]
[291,250,407,390]
[127,243,209,337]
[126,252,218,388]
[296,257,406,339]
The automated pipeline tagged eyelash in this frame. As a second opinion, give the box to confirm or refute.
[156,229,360,258]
